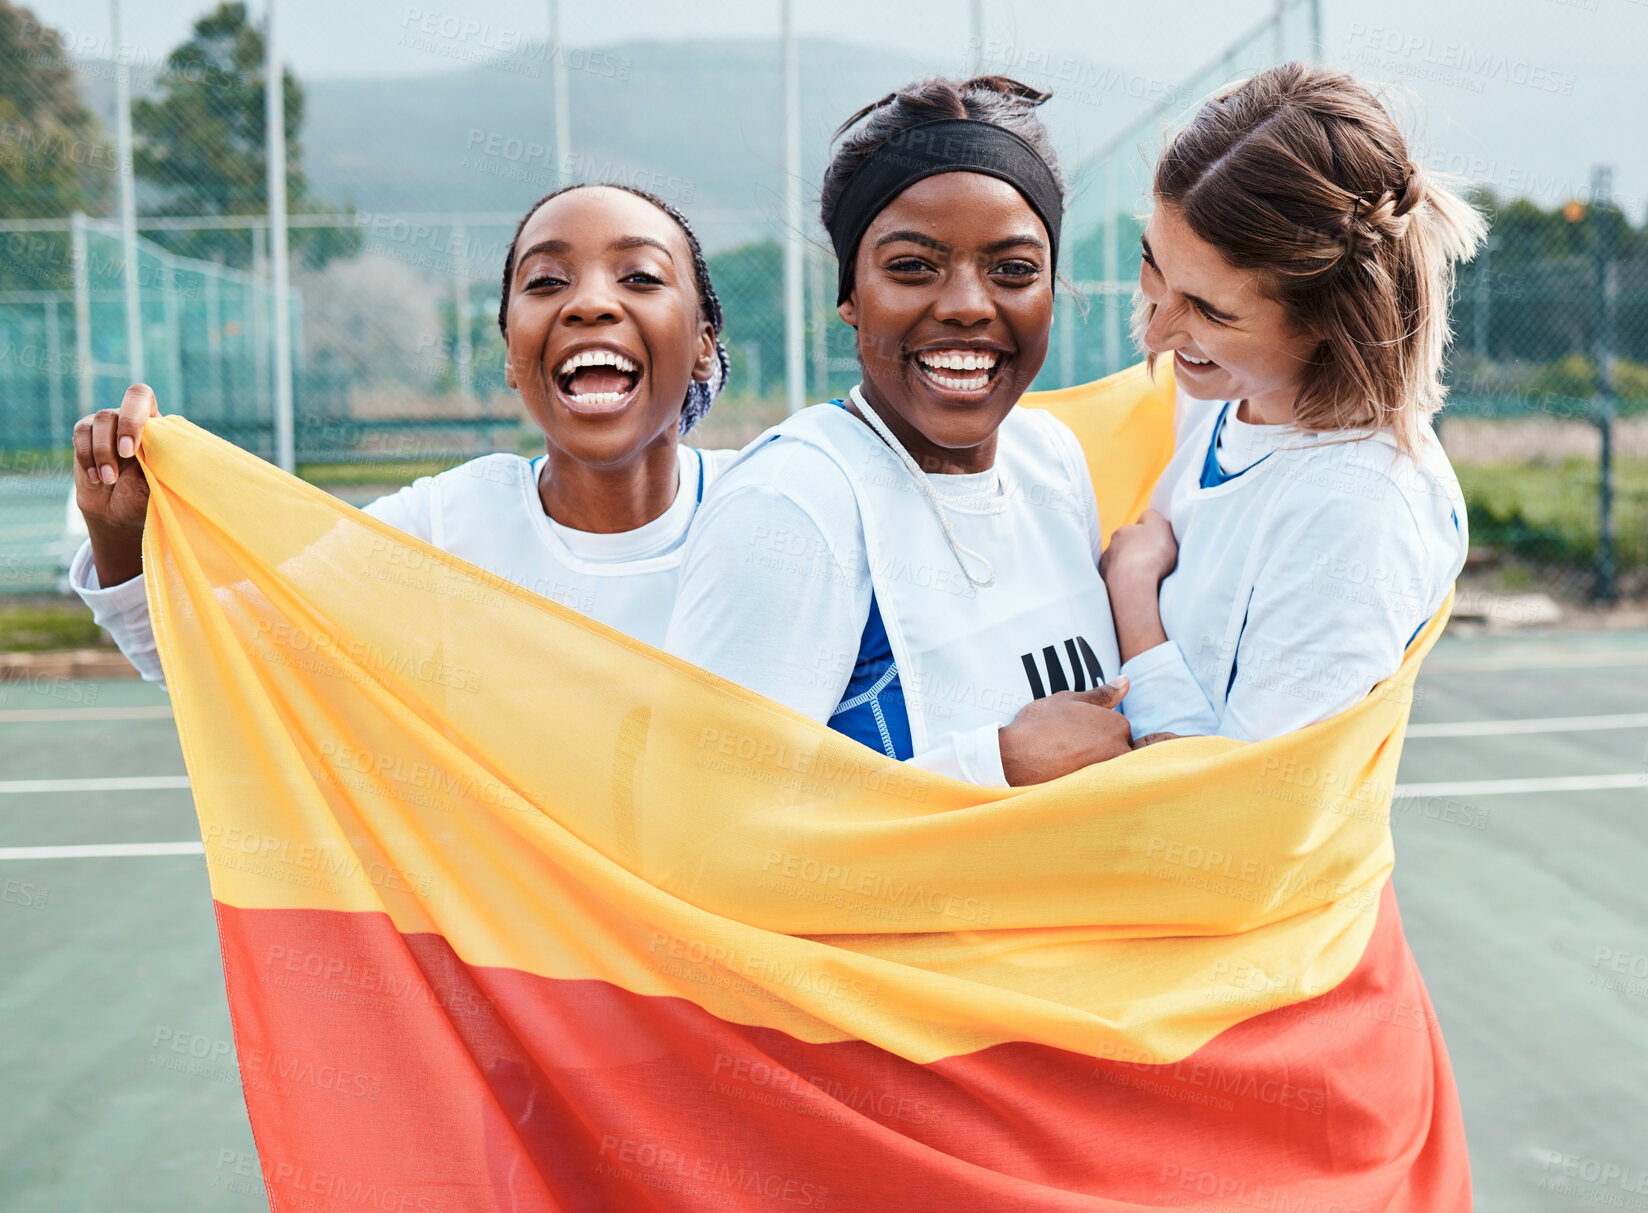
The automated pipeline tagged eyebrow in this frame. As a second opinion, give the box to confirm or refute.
[611,235,675,258]
[1140,236,1239,322]
[515,235,675,273]
[873,230,1047,256]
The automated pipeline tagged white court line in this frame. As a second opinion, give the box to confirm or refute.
[1407,712,1648,738]
[0,775,190,794]
[0,841,202,860]
[3,774,1642,860]
[1394,773,1648,798]
[0,706,174,723]
[1424,650,1648,673]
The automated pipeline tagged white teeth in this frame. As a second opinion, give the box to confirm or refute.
[556,348,639,377]
[567,391,624,405]
[1179,353,1212,365]
[916,350,999,372]
[927,371,987,390]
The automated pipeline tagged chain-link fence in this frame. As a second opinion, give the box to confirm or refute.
[1442,192,1647,602]
[2,0,1643,604]
[3,218,279,447]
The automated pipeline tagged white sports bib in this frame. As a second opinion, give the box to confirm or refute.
[769,402,1121,752]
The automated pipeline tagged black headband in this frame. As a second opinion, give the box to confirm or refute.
[826,117,1062,304]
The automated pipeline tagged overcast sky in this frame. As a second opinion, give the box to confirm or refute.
[26,0,1648,216]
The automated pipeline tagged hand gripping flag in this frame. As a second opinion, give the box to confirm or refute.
[140,362,1470,1211]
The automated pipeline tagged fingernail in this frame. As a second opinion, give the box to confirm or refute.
[86,465,101,485]
[118,437,134,459]
[100,464,116,484]
[1107,675,1129,689]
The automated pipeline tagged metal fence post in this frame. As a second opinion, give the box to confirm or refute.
[1103,158,1119,376]
[810,242,828,399]
[1474,236,1491,360]
[44,299,64,445]
[548,0,571,186]
[452,221,472,400]
[781,0,804,415]
[266,0,295,473]
[251,221,270,453]
[204,271,223,414]
[163,253,184,413]
[1592,164,1617,605]
[1058,291,1074,386]
[111,0,144,384]
[1597,396,1615,604]
[72,212,92,416]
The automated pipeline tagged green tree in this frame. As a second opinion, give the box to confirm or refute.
[1474,189,1640,269]
[0,0,112,288]
[133,1,358,270]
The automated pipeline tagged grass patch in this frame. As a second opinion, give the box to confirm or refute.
[0,603,106,652]
[293,396,792,488]
[298,457,474,487]
[298,437,547,487]
[1457,455,1648,569]
[0,449,73,476]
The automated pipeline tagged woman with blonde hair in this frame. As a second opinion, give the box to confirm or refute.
[1104,61,1486,743]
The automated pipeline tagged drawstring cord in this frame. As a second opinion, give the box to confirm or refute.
[848,385,997,589]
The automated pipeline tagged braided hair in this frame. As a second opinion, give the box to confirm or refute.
[1147,62,1485,452]
[497,183,730,434]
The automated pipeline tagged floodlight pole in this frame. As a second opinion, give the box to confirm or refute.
[266,0,295,471]
[110,0,144,383]
[782,0,804,414]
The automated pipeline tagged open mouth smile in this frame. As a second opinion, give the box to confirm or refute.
[909,348,1007,398]
[553,345,644,415]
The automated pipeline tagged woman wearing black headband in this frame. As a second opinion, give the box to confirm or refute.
[667,76,1133,785]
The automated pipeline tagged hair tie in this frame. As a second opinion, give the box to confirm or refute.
[1391,164,1425,218]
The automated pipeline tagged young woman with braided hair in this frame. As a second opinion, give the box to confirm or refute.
[71,183,738,667]
[1103,62,1486,743]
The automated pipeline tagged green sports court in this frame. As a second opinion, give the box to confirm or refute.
[3,624,1645,1211]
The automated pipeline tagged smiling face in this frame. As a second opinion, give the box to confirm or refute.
[838,172,1054,473]
[1137,202,1321,424]
[502,186,717,467]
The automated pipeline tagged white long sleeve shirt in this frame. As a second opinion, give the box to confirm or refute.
[1118,396,1467,742]
[72,445,734,686]
[666,401,1123,786]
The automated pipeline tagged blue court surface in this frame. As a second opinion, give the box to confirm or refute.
[2,627,1645,1211]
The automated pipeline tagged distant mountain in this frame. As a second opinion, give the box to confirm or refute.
[73,39,955,252]
[71,36,1143,254]
[299,39,940,250]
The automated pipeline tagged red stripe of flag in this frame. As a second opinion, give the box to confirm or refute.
[218,881,1467,1212]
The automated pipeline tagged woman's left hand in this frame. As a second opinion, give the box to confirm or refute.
[1100,508,1179,587]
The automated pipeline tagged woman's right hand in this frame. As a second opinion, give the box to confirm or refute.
[999,675,1134,785]
[73,383,160,587]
